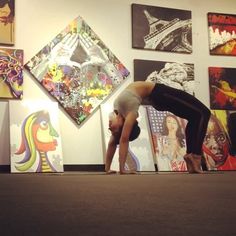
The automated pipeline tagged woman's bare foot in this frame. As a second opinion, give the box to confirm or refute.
[184,153,203,174]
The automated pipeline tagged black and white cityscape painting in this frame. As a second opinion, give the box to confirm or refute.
[132,3,192,54]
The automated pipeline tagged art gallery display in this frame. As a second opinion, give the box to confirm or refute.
[209,66,236,110]
[25,16,130,126]
[0,0,14,45]
[134,59,195,96]
[208,12,236,56]
[10,100,64,173]
[0,47,23,99]
[132,3,192,53]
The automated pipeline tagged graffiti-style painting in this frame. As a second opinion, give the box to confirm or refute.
[134,59,195,96]
[10,100,64,173]
[132,3,192,53]
[208,12,236,56]
[203,110,236,171]
[24,16,130,126]
[146,107,187,172]
[101,103,155,172]
[0,0,14,45]
[0,48,23,99]
[209,67,236,110]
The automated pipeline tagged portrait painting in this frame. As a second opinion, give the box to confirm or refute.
[10,100,64,173]
[146,106,187,172]
[203,110,236,171]
[209,67,236,110]
[208,12,236,56]
[0,48,23,99]
[0,0,14,45]
[24,16,130,126]
[132,3,192,53]
[134,59,195,96]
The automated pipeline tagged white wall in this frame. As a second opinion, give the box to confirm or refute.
[1,0,236,165]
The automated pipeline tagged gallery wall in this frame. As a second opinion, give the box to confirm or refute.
[0,0,236,166]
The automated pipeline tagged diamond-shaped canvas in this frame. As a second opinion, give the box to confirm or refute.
[25,16,130,125]
[0,48,23,99]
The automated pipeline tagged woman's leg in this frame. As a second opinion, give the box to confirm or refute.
[150,84,211,155]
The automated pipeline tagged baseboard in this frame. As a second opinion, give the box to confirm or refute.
[0,164,105,173]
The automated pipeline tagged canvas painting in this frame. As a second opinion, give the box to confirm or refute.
[209,67,236,110]
[146,106,187,172]
[101,102,155,172]
[24,16,130,126]
[0,0,14,45]
[203,110,236,171]
[0,48,23,99]
[208,12,236,56]
[132,3,192,53]
[10,100,64,173]
[134,59,195,96]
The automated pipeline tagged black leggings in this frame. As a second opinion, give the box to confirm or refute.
[149,84,211,155]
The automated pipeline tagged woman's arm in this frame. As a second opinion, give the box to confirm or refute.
[118,112,138,174]
[105,135,117,173]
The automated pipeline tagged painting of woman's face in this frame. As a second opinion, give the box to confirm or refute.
[203,116,229,167]
[166,116,179,132]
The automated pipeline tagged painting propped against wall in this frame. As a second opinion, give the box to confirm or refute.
[203,110,236,171]
[0,48,23,99]
[132,3,192,53]
[209,67,236,110]
[134,59,195,96]
[25,16,130,126]
[10,100,64,173]
[146,107,187,172]
[101,103,155,172]
[0,0,14,45]
[208,12,236,56]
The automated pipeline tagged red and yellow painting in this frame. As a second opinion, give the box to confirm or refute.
[208,12,236,56]
[209,67,236,110]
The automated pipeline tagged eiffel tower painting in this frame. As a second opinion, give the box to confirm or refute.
[132,3,192,54]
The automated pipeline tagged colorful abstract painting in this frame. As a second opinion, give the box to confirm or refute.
[0,0,14,45]
[134,59,195,96]
[132,3,192,53]
[10,100,64,173]
[146,107,187,172]
[203,110,236,171]
[101,103,155,172]
[208,12,236,56]
[24,16,130,126]
[209,67,236,110]
[0,48,23,99]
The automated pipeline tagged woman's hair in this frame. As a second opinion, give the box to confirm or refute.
[115,121,141,144]
[162,114,185,147]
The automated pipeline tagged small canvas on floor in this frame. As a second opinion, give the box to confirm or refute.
[101,100,155,172]
[9,100,64,173]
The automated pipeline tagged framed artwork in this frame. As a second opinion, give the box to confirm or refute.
[146,107,187,172]
[24,16,130,126]
[10,100,64,173]
[134,59,195,96]
[208,12,236,56]
[0,0,14,45]
[0,47,23,99]
[132,3,192,53]
[101,103,155,172]
[209,67,236,110]
[203,110,236,171]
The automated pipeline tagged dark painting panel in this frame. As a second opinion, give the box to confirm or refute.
[132,3,192,53]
